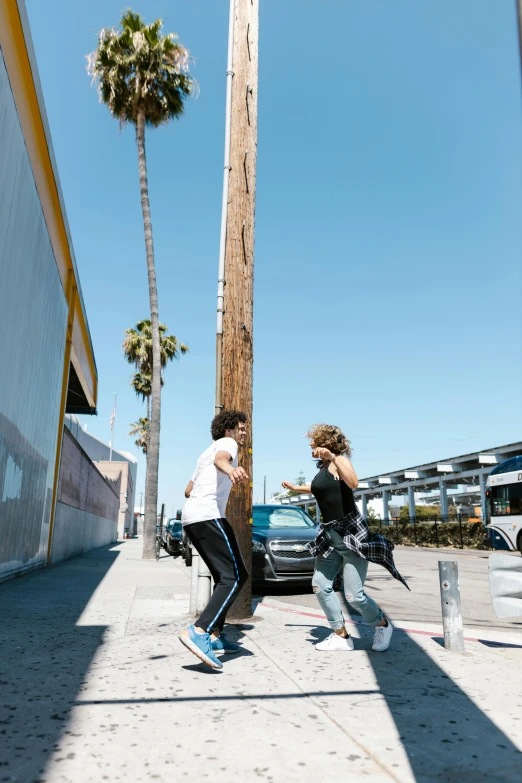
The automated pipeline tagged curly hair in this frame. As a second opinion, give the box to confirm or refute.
[306,423,352,466]
[211,410,247,440]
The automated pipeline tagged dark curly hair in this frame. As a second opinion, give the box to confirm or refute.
[211,410,247,440]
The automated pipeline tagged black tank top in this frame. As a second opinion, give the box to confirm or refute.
[311,465,357,524]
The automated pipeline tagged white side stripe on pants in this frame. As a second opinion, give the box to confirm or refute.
[206,519,240,631]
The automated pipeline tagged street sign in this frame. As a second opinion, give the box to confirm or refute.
[488,553,522,618]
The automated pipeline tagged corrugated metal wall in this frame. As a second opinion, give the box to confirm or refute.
[0,46,67,579]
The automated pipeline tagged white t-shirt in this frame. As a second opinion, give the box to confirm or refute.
[181,437,238,526]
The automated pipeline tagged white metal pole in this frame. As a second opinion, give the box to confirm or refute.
[195,0,236,616]
[197,556,213,614]
[109,393,116,461]
[189,553,200,615]
[214,0,236,416]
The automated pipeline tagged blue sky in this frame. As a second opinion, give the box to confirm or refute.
[27,0,522,511]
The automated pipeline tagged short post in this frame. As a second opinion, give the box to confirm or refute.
[189,552,200,615]
[196,556,212,614]
[438,561,465,651]
[434,520,439,548]
[159,503,165,537]
[457,509,464,549]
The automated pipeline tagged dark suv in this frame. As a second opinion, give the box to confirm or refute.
[162,518,182,555]
[252,504,318,583]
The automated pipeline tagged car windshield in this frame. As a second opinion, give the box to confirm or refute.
[252,507,315,529]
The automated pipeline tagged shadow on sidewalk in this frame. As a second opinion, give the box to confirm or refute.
[338,595,522,782]
[0,544,120,783]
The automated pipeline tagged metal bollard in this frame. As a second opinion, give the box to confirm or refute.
[196,555,212,614]
[438,561,465,651]
[189,553,200,615]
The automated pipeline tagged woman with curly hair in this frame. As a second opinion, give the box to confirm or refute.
[283,424,406,653]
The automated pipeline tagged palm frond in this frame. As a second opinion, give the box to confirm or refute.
[122,319,189,375]
[129,416,149,454]
[86,10,194,128]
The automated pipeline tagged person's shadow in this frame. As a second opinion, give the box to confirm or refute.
[337,595,522,781]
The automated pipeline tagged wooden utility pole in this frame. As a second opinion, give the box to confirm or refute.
[217,0,258,619]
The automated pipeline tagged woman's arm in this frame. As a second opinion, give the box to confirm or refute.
[281,481,312,493]
[312,447,358,489]
[331,455,358,489]
[184,480,194,499]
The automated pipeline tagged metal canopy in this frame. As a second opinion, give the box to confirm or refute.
[278,442,522,516]
[65,363,97,415]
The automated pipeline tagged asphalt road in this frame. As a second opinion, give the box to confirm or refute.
[255,546,522,633]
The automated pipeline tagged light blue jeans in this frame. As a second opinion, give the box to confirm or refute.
[312,529,384,629]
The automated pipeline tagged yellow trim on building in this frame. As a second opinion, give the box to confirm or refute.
[47,274,76,564]
[0,0,97,409]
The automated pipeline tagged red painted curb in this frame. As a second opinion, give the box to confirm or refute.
[257,602,522,648]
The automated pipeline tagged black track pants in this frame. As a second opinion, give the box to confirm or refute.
[185,518,249,633]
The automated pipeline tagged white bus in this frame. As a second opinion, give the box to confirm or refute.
[486,456,522,553]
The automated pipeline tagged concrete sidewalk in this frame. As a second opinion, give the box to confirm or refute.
[1,540,521,782]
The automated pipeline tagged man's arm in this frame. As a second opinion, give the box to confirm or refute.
[214,450,248,485]
[184,480,194,499]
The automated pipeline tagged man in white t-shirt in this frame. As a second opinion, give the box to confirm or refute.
[178,410,249,669]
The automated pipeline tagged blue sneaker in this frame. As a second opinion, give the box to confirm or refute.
[212,634,241,655]
[179,625,223,669]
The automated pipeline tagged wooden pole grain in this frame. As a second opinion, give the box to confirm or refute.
[220,0,258,619]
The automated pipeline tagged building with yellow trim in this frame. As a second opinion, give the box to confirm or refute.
[0,0,102,579]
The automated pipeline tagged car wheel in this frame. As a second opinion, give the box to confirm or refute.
[517,532,522,555]
[184,548,192,567]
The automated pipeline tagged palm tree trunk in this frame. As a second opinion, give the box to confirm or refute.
[144,395,151,538]
[137,110,162,560]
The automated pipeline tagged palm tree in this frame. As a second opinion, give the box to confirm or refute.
[88,12,193,559]
[123,320,188,377]
[131,372,153,422]
[129,418,149,454]
[124,319,188,418]
[122,319,189,549]
[131,371,154,421]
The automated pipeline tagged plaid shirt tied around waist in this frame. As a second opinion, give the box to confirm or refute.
[308,509,410,590]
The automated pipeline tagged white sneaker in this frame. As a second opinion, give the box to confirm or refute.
[315,631,354,651]
[372,620,393,652]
